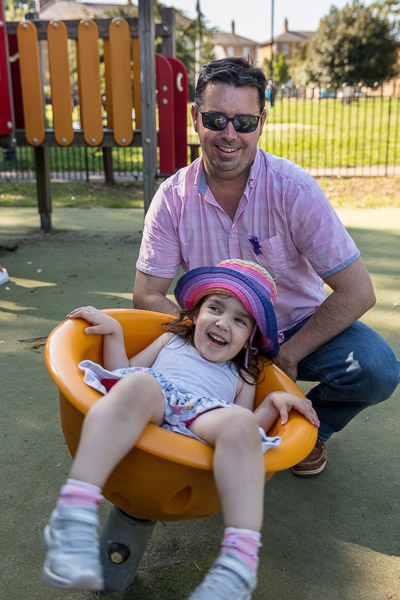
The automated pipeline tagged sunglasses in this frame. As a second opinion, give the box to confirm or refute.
[193,104,264,133]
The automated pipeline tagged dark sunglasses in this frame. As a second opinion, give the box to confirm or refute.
[193,103,264,133]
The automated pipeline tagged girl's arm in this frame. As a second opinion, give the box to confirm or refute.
[128,332,173,367]
[67,306,128,370]
[234,379,256,410]
[255,391,320,433]
[68,307,174,370]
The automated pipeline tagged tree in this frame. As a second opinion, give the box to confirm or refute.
[289,42,311,86]
[263,53,290,85]
[4,0,36,20]
[299,0,399,87]
[165,6,216,100]
[101,2,215,101]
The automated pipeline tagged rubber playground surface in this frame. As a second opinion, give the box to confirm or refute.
[0,205,399,600]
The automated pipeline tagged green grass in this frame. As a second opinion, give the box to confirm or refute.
[259,97,400,169]
[1,177,399,210]
[0,180,144,208]
[0,145,144,173]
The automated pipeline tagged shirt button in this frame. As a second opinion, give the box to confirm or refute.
[230,233,236,238]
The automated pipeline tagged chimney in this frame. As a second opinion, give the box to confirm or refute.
[284,18,288,32]
[231,20,235,35]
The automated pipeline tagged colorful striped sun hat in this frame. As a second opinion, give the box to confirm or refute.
[174,259,279,358]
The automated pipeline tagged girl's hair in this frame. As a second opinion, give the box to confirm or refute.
[163,297,264,385]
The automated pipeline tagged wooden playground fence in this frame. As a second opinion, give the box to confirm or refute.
[0,3,188,229]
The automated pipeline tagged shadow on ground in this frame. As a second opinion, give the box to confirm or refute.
[0,207,399,600]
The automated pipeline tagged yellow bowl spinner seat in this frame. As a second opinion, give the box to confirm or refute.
[45,309,317,522]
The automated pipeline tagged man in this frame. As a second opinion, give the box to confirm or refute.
[133,57,399,477]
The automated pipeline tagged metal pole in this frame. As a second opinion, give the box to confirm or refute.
[139,0,157,213]
[195,0,202,82]
[271,0,275,70]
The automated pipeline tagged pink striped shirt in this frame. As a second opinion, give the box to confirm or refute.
[137,148,360,338]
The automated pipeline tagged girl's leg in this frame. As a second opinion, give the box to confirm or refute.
[188,407,264,599]
[189,406,265,530]
[42,372,165,591]
[70,371,165,487]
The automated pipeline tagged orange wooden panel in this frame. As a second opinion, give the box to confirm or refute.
[77,20,103,146]
[132,36,141,129]
[103,39,113,129]
[17,22,45,146]
[109,18,133,146]
[76,38,83,128]
[47,21,74,146]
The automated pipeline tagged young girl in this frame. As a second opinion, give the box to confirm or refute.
[42,259,319,599]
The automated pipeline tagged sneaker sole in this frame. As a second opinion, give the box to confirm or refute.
[42,562,104,590]
[42,525,104,591]
[290,460,327,477]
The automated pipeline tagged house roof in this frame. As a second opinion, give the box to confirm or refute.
[174,11,191,27]
[261,30,315,46]
[213,31,257,46]
[38,0,134,20]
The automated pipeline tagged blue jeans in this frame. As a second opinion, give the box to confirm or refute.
[283,318,400,442]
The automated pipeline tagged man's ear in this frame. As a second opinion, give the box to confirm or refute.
[191,105,199,133]
[193,312,198,325]
[258,107,267,138]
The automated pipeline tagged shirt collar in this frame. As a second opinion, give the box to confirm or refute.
[197,160,208,195]
[246,147,261,194]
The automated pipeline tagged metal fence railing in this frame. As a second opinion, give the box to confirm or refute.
[259,83,400,177]
[1,83,399,181]
[0,144,144,182]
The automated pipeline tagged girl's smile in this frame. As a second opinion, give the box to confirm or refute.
[193,294,254,363]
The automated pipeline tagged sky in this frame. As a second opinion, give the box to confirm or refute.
[161,0,376,43]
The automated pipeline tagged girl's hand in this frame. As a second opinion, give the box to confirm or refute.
[267,391,320,427]
[67,306,122,336]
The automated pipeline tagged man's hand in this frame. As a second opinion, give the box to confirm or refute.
[273,344,298,381]
[273,258,375,382]
[67,306,122,337]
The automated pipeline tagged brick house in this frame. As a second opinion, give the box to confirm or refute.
[258,18,315,63]
[212,20,259,62]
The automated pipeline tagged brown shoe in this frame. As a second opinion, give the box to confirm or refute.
[291,441,327,477]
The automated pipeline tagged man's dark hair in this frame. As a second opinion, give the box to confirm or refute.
[194,57,267,112]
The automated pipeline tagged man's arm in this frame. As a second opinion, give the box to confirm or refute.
[133,269,180,316]
[274,257,376,381]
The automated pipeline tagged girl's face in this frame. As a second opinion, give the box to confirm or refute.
[192,293,255,363]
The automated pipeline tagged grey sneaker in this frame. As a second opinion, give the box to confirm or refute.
[42,505,104,590]
[188,552,257,600]
[0,268,9,286]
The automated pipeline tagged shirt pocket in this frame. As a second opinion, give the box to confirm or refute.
[243,234,289,281]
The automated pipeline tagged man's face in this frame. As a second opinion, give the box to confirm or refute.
[191,82,266,182]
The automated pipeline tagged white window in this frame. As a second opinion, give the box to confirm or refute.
[282,44,289,54]
[243,46,250,57]
[227,46,234,57]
